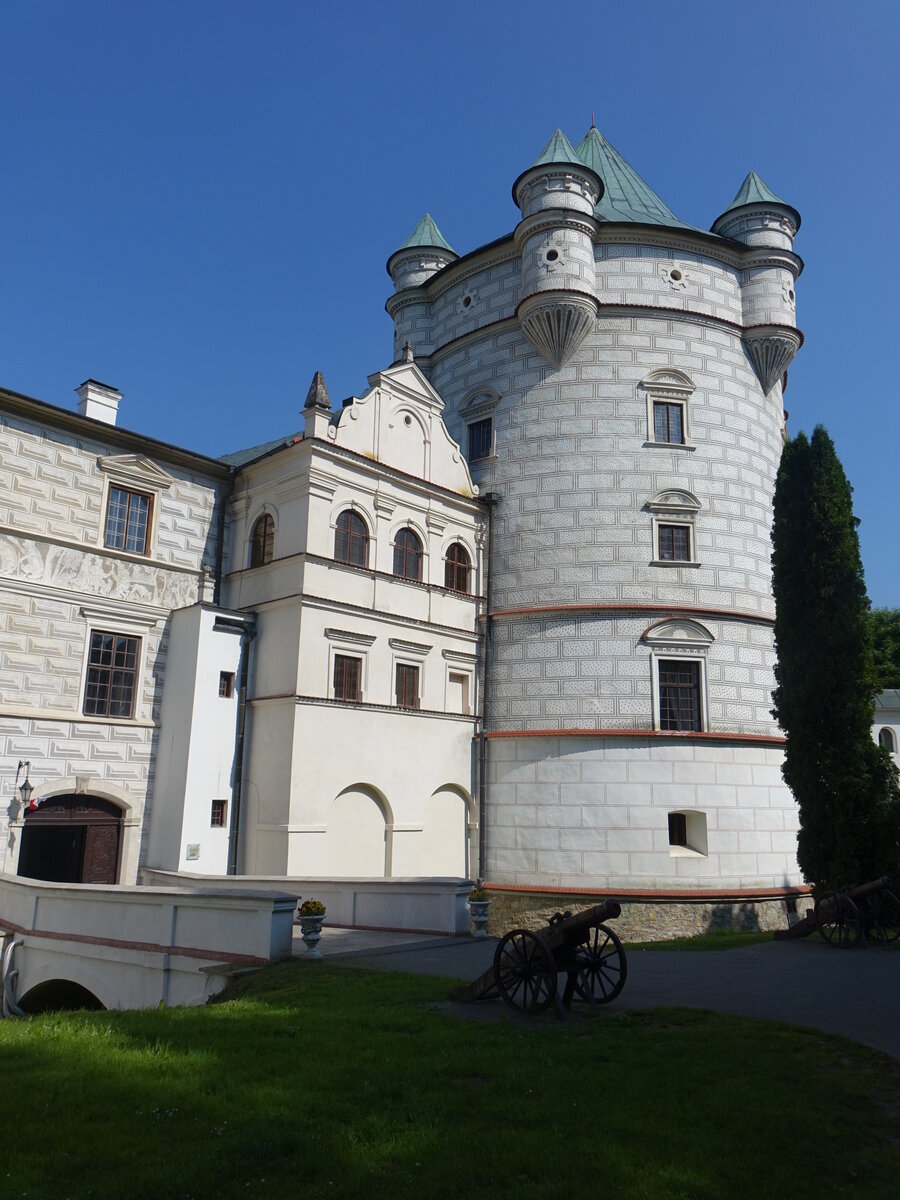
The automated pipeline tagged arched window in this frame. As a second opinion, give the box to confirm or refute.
[335,510,368,567]
[879,728,896,754]
[444,542,471,593]
[249,514,274,568]
[393,528,423,582]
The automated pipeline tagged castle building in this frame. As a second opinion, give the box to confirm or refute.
[2,126,811,903]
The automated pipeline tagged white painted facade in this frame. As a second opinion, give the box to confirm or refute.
[3,126,869,904]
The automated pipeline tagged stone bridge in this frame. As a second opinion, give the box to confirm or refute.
[0,873,296,1014]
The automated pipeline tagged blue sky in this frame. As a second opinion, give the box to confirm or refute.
[2,2,898,603]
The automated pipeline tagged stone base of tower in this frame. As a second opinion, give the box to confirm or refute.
[476,885,813,943]
[485,734,803,891]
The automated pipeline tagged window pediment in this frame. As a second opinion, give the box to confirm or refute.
[647,489,701,514]
[97,454,175,493]
[643,619,714,649]
[641,369,695,399]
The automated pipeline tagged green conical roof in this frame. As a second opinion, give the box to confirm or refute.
[575,126,696,229]
[396,213,455,254]
[715,171,800,230]
[530,128,585,169]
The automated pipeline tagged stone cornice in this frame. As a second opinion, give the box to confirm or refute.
[485,601,775,626]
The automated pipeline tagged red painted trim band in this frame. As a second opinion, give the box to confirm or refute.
[485,602,775,625]
[0,919,269,967]
[485,728,785,745]
[482,882,810,902]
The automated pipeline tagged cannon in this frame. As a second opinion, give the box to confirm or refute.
[450,899,627,1016]
[774,876,900,948]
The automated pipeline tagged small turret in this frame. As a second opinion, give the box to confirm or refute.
[714,172,803,396]
[386,213,458,293]
[513,130,603,370]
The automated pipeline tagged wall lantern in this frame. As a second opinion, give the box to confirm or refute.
[14,760,35,810]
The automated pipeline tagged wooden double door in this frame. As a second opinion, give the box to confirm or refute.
[18,796,122,884]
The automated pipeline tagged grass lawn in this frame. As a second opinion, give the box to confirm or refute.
[1,962,898,1200]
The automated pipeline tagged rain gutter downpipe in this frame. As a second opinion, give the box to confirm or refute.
[227,619,256,876]
[478,492,499,881]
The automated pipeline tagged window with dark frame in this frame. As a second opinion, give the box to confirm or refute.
[653,401,684,445]
[104,485,152,555]
[83,631,140,718]
[879,728,896,753]
[393,528,423,581]
[668,812,688,847]
[210,799,227,828]
[219,671,235,698]
[658,659,701,732]
[658,524,690,562]
[467,417,492,461]
[334,510,368,567]
[444,542,471,593]
[395,663,420,710]
[249,514,275,568]
[333,654,361,702]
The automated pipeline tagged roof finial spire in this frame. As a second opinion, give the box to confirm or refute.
[591,110,595,129]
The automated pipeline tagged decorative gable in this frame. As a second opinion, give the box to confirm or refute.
[331,360,478,496]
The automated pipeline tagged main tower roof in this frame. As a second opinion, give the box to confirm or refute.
[575,126,698,230]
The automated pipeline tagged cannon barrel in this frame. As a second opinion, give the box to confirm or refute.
[541,900,621,948]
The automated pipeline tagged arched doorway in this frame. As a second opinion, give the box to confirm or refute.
[18,796,123,884]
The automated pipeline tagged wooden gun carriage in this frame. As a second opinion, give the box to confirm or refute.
[450,899,627,1016]
[774,876,900,948]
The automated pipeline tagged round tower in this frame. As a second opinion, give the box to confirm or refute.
[386,127,807,920]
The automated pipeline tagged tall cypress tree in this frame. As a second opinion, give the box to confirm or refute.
[771,425,900,888]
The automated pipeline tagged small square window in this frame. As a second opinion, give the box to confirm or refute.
[219,671,235,698]
[658,524,691,562]
[333,654,361,702]
[668,812,688,847]
[211,799,227,828]
[395,663,420,709]
[467,417,492,462]
[104,486,152,555]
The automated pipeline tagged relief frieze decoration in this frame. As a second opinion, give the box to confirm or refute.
[0,535,200,610]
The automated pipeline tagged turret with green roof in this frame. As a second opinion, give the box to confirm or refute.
[387,212,458,293]
[712,171,801,241]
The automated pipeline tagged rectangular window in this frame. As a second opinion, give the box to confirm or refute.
[658,524,690,562]
[83,631,140,718]
[668,812,688,847]
[447,671,470,715]
[211,799,227,828]
[395,663,420,709]
[104,486,152,554]
[653,401,684,445]
[219,671,235,698]
[333,654,361,702]
[659,660,701,732]
[467,417,492,462]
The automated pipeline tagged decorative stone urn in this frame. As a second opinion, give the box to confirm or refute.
[467,898,492,939]
[298,901,326,959]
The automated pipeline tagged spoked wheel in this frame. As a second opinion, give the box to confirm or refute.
[866,889,900,944]
[815,891,863,948]
[493,929,557,1014]
[569,923,627,1006]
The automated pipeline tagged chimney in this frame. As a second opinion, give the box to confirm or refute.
[75,379,122,425]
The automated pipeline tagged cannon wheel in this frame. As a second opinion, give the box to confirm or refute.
[867,888,900,944]
[815,891,862,948]
[566,923,627,1007]
[493,929,557,1014]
